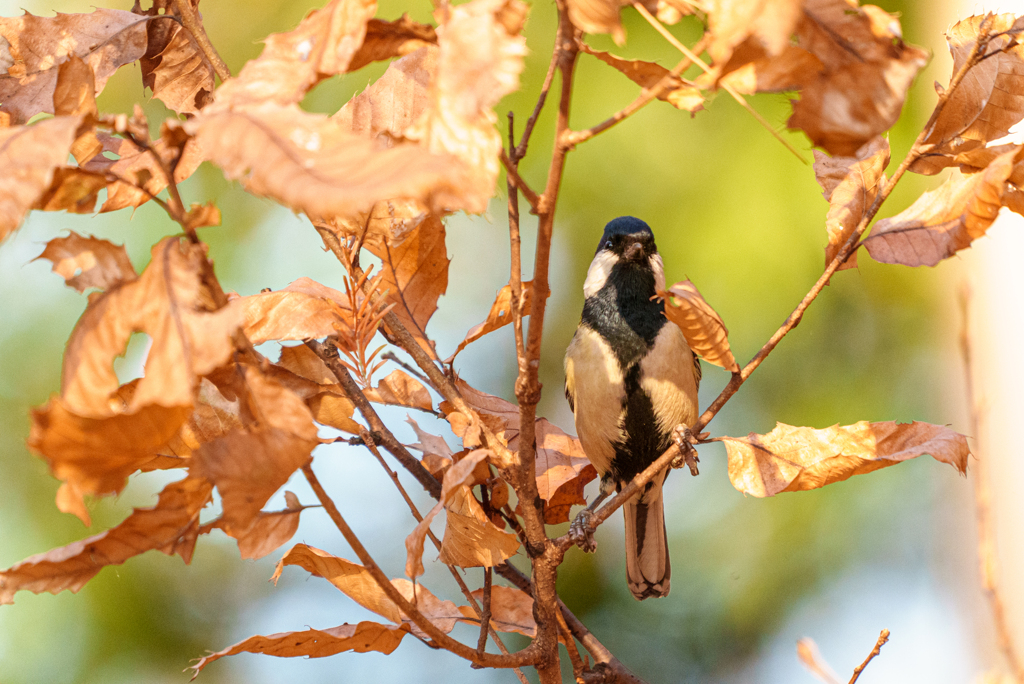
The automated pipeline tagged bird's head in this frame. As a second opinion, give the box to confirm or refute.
[584,216,664,297]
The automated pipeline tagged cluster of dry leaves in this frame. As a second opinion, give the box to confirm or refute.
[0,0,1015,680]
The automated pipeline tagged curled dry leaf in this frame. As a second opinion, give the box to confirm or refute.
[35,232,138,293]
[912,14,1024,175]
[347,15,438,73]
[704,0,802,76]
[156,376,243,462]
[864,146,1020,267]
[0,476,211,605]
[210,0,377,110]
[458,585,537,637]
[812,136,890,271]
[190,621,408,676]
[279,344,339,384]
[0,116,82,242]
[134,0,215,115]
[363,370,433,411]
[533,419,598,524]
[53,55,98,119]
[405,449,491,578]
[82,131,204,213]
[717,45,823,94]
[0,9,148,124]
[406,416,453,477]
[723,420,970,498]
[438,485,520,569]
[788,0,928,156]
[567,0,628,45]
[206,507,304,560]
[33,168,109,216]
[660,280,739,372]
[581,46,704,113]
[273,544,464,637]
[60,237,243,418]
[239,277,353,345]
[447,280,534,362]
[193,103,467,218]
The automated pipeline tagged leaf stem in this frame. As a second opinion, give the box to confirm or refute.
[172,0,232,83]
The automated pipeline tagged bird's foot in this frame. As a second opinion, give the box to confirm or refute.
[671,425,704,476]
[569,509,598,553]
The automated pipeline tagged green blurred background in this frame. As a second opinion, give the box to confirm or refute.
[0,0,999,682]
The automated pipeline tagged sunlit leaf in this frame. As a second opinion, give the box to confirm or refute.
[457,586,536,637]
[660,279,739,372]
[582,45,703,112]
[36,233,137,293]
[135,0,215,115]
[363,370,432,411]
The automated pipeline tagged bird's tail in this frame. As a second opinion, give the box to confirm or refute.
[624,474,671,600]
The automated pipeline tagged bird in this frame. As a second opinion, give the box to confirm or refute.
[564,216,700,600]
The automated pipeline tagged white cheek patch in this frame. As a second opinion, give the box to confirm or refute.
[583,250,617,298]
[649,253,665,291]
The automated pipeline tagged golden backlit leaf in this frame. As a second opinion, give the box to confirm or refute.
[193,103,467,218]
[211,507,304,560]
[582,47,704,112]
[788,0,928,156]
[369,214,449,359]
[36,233,137,293]
[406,416,453,476]
[447,280,534,362]
[239,277,353,344]
[60,237,243,418]
[458,586,537,637]
[135,0,215,115]
[307,392,361,433]
[157,376,243,461]
[812,136,890,271]
[717,45,822,94]
[704,0,802,74]
[864,147,1020,267]
[210,0,377,110]
[533,419,598,524]
[363,370,432,411]
[912,14,1024,175]
[0,9,148,124]
[83,131,204,213]
[723,420,970,497]
[190,621,408,676]
[567,0,628,45]
[30,397,192,525]
[438,485,520,568]
[53,55,97,118]
[32,168,108,215]
[273,544,464,637]
[0,476,211,604]
[441,379,521,449]
[660,280,739,372]
[347,15,437,73]
[0,116,81,242]
[405,449,490,578]
[405,0,527,214]
[279,344,338,384]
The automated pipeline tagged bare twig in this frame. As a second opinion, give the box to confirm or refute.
[848,630,890,684]
[172,0,231,82]
[514,33,561,162]
[381,350,432,386]
[476,567,493,656]
[300,463,539,669]
[631,2,806,164]
[506,114,528,372]
[960,288,1024,683]
[501,149,541,212]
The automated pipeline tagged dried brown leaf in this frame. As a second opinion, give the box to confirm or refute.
[0,116,82,242]
[307,392,361,433]
[567,0,628,45]
[788,0,928,156]
[0,476,211,604]
[191,621,408,675]
[864,147,1020,267]
[912,14,1024,175]
[348,15,437,73]
[53,55,97,118]
[583,47,704,112]
[157,376,243,461]
[723,420,970,497]
[0,9,148,124]
[405,449,490,578]
[60,237,243,417]
[458,585,536,637]
[274,544,464,636]
[134,0,215,115]
[438,485,519,568]
[279,344,339,384]
[211,508,304,560]
[36,233,137,293]
[368,214,449,359]
[32,168,108,215]
[812,136,890,270]
[363,370,432,411]
[239,277,353,345]
[717,45,822,94]
[660,280,739,372]
[704,0,803,74]
[441,379,521,448]
[447,280,534,362]
[533,419,598,524]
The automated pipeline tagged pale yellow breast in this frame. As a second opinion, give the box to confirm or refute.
[639,324,699,435]
[564,326,624,477]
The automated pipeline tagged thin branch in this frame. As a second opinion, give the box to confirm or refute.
[301,463,539,669]
[306,338,442,498]
[172,0,232,83]
[514,32,561,162]
[381,350,432,386]
[631,2,806,164]
[506,114,527,372]
[476,567,493,656]
[960,288,1024,683]
[847,630,890,684]
[560,13,1001,547]
[563,38,707,147]
[501,148,541,212]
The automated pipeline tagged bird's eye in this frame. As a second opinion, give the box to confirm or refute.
[604,240,613,249]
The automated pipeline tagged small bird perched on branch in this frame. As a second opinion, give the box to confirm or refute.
[564,216,700,600]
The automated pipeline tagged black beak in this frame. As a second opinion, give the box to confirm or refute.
[623,240,644,261]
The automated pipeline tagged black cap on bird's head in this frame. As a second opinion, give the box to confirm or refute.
[597,216,658,263]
